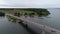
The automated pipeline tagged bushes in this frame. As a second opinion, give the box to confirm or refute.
[0,12,5,16]
[24,13,28,16]
[19,9,50,17]
[34,9,50,17]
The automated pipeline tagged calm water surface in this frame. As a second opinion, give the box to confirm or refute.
[0,8,60,34]
[26,8,60,30]
[0,17,31,34]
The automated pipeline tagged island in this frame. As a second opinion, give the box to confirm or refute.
[13,8,50,17]
[0,8,50,22]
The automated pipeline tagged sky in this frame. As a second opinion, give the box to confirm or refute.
[0,0,60,8]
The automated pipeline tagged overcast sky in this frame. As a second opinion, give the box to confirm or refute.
[0,0,60,8]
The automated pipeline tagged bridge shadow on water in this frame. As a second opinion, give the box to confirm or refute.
[18,22,37,34]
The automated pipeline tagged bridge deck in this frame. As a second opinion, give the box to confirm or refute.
[6,13,60,34]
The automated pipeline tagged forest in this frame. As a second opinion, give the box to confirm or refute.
[0,8,50,17]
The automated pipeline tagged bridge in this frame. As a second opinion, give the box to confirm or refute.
[4,12,60,34]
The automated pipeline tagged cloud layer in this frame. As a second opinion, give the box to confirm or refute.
[0,0,60,8]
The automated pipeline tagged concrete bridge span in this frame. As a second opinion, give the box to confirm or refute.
[5,13,60,34]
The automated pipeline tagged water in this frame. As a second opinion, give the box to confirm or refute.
[20,8,60,34]
[0,8,60,34]
[25,8,60,30]
[0,17,31,34]
[39,8,60,30]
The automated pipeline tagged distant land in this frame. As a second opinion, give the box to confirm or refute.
[0,8,50,17]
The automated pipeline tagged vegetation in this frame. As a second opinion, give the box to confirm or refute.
[2,8,50,22]
[0,12,5,16]
[13,8,50,17]
[0,8,50,17]
[7,15,16,22]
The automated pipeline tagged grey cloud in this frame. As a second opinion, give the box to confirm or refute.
[0,0,60,8]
